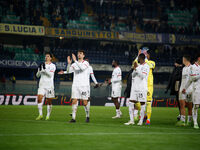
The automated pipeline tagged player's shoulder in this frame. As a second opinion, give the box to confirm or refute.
[50,62,56,67]
[143,62,150,68]
[83,60,89,64]
[149,60,155,65]
[116,66,121,71]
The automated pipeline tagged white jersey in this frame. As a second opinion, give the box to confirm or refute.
[185,63,200,91]
[131,62,149,92]
[180,65,193,93]
[88,65,98,85]
[36,63,56,89]
[64,60,89,86]
[111,66,122,88]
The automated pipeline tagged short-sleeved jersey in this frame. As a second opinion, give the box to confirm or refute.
[132,62,150,92]
[38,63,56,89]
[133,58,155,87]
[111,66,122,88]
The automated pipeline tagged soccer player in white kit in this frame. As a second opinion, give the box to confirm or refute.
[108,60,122,119]
[58,50,90,123]
[67,58,99,122]
[125,53,149,125]
[35,52,56,121]
[183,54,200,129]
[176,55,193,127]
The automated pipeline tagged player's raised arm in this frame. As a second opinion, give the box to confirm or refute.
[58,56,74,74]
[36,68,41,78]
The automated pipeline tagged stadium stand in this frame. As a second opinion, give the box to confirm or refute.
[0,0,199,34]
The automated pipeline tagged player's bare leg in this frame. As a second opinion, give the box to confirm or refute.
[137,102,146,126]
[36,95,44,120]
[83,99,90,122]
[45,98,52,121]
[193,104,199,129]
[186,102,193,126]
[112,97,122,119]
[70,99,78,123]
[124,100,136,125]
[176,100,186,126]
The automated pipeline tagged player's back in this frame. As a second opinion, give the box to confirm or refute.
[39,63,56,89]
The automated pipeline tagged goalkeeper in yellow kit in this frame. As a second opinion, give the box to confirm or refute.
[132,47,155,125]
[145,51,155,125]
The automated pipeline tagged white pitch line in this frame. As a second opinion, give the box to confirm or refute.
[0,119,198,132]
[1,132,200,137]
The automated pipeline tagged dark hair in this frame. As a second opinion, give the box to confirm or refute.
[183,55,191,62]
[45,52,53,58]
[113,59,119,65]
[78,49,85,55]
[139,53,145,60]
[175,58,182,64]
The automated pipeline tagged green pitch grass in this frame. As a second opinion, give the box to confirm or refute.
[0,106,200,150]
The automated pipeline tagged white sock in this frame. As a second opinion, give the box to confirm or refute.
[187,115,192,123]
[72,103,78,120]
[180,115,185,122]
[116,109,120,116]
[129,102,134,122]
[193,106,198,125]
[134,109,138,117]
[46,105,52,118]
[84,101,90,118]
[139,104,146,123]
[38,102,43,116]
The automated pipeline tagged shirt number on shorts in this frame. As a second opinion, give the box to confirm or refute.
[48,90,52,94]
[82,92,87,96]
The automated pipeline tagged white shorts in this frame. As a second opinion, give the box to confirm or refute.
[111,86,121,98]
[193,90,200,104]
[130,91,147,102]
[72,86,89,100]
[37,87,55,98]
[179,92,192,102]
